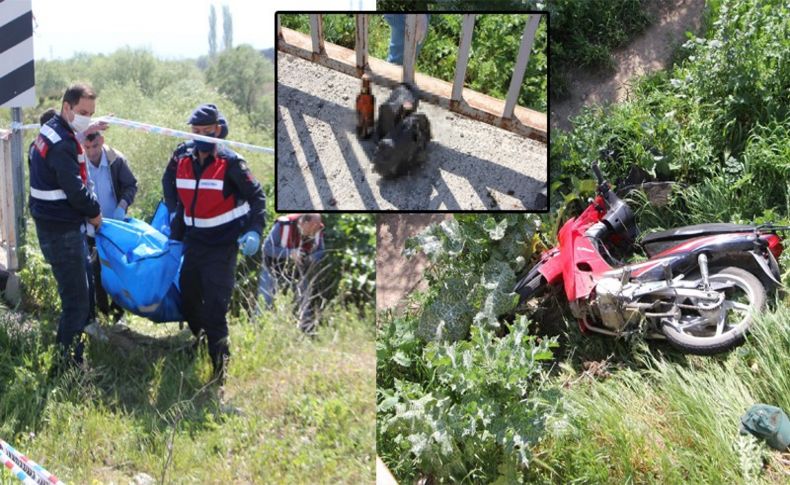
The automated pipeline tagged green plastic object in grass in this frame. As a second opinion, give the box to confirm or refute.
[739,404,790,451]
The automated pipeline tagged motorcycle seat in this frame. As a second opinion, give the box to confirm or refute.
[641,223,755,256]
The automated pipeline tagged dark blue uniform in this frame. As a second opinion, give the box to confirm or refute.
[29,114,101,365]
[169,145,266,377]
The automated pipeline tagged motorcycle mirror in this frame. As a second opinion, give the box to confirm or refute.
[599,148,616,160]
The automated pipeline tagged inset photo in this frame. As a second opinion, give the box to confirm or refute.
[275,11,547,211]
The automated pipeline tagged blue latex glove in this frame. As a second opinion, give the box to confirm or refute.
[238,231,261,256]
[112,206,126,220]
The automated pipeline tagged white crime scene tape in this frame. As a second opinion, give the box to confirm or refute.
[9,122,39,131]
[10,116,274,155]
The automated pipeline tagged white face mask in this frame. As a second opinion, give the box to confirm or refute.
[71,113,92,133]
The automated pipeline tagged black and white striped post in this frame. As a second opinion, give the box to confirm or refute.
[0,0,35,276]
[0,0,35,107]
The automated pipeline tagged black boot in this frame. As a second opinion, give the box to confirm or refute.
[209,337,231,386]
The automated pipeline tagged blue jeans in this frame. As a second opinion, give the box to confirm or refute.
[384,14,428,66]
[36,221,91,364]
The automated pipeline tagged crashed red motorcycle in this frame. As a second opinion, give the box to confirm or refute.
[514,161,784,354]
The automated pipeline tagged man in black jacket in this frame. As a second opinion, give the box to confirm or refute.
[83,131,138,323]
[28,83,103,369]
[170,103,266,384]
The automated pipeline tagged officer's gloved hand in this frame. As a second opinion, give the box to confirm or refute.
[112,206,126,220]
[238,231,261,256]
[290,249,304,265]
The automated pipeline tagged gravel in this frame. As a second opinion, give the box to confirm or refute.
[276,53,547,211]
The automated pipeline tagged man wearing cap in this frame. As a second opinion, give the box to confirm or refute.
[258,213,325,334]
[162,104,229,216]
[28,83,104,370]
[170,103,266,383]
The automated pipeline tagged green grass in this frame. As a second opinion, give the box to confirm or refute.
[523,306,790,484]
[0,301,375,483]
[0,47,376,484]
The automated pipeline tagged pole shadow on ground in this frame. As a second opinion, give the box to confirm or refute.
[277,83,546,211]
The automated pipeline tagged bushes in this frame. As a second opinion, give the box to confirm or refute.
[377,215,558,482]
[547,0,652,98]
[379,3,790,482]
[320,214,376,307]
[280,13,548,112]
[552,0,789,204]
[205,45,275,132]
[378,314,558,483]
[379,0,653,101]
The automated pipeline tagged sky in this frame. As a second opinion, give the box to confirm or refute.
[27,0,376,60]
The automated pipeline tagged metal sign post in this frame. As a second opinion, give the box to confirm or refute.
[10,108,25,268]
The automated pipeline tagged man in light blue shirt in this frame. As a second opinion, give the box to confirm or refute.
[83,132,138,323]
[83,132,137,219]
[86,139,117,218]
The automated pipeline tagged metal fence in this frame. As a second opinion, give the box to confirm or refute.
[277,13,547,141]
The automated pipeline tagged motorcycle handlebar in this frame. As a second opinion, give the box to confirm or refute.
[592,162,605,185]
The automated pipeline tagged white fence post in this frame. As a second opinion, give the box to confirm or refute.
[0,130,19,271]
[309,14,325,55]
[355,14,369,74]
[277,13,282,40]
[402,14,418,84]
[0,131,7,261]
[503,14,542,119]
[451,14,476,102]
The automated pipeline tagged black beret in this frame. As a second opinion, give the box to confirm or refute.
[188,103,220,126]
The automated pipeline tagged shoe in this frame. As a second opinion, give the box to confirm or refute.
[298,319,318,337]
[84,320,109,343]
[217,386,244,416]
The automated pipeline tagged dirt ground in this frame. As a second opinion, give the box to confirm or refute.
[276,53,547,211]
[376,213,451,312]
[551,0,706,131]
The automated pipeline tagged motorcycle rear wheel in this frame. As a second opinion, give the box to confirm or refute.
[661,266,766,355]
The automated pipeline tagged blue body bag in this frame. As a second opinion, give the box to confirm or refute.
[95,212,183,323]
[150,200,172,238]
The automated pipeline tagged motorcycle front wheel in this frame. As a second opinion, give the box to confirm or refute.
[661,266,766,355]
